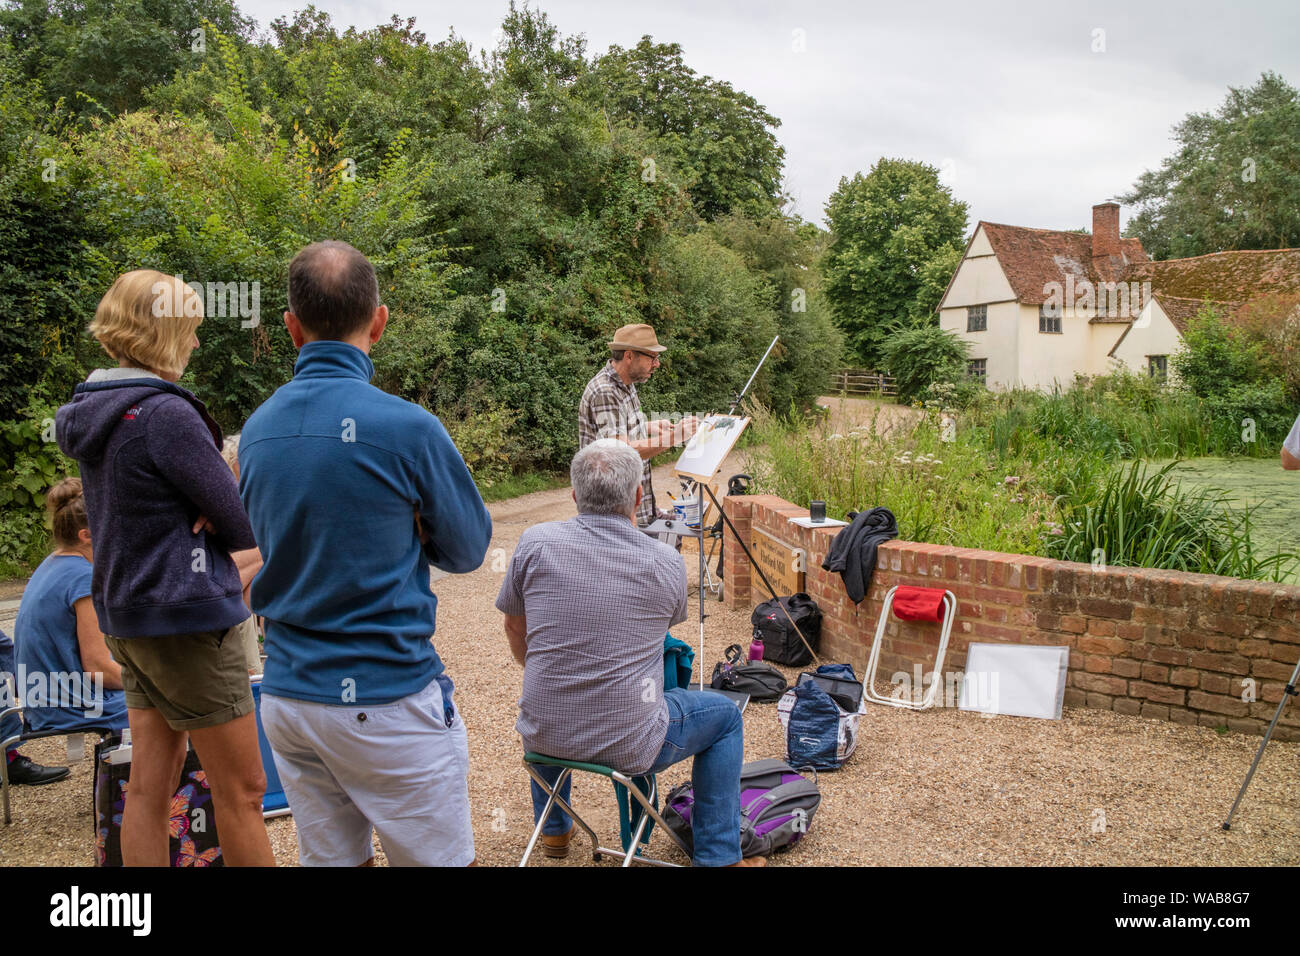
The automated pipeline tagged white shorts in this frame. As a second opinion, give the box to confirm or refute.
[260,676,473,867]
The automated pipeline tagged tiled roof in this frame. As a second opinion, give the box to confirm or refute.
[980,222,1147,305]
[978,221,1300,330]
[1151,295,1230,334]
[1127,248,1300,303]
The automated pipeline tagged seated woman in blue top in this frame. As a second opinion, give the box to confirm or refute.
[14,478,127,734]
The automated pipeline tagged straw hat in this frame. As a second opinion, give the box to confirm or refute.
[608,323,666,354]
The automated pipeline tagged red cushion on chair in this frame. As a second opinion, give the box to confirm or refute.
[892,586,946,622]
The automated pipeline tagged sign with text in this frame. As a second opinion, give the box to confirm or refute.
[751,528,805,597]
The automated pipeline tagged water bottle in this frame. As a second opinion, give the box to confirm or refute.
[748,634,765,662]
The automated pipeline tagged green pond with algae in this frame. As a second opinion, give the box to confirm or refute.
[1163,457,1300,582]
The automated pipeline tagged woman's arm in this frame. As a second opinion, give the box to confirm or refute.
[146,397,256,551]
[74,597,123,691]
[231,548,263,607]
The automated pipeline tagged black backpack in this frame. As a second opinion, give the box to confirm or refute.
[710,644,788,702]
[751,593,822,667]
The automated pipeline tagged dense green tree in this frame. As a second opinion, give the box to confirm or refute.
[908,243,964,324]
[823,158,968,366]
[1170,306,1270,398]
[151,8,491,178]
[0,2,846,571]
[584,36,784,220]
[72,78,463,432]
[878,324,971,403]
[0,45,100,420]
[484,4,608,217]
[0,0,254,115]
[1121,72,1300,259]
[707,213,843,410]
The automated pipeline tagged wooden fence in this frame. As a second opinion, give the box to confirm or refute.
[831,368,898,397]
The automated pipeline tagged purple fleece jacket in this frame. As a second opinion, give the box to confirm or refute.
[55,375,256,638]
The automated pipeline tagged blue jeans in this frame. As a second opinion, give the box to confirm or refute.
[529,687,744,866]
[0,635,22,754]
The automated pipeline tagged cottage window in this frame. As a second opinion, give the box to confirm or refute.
[1148,355,1168,381]
[1039,305,1062,334]
[968,358,987,382]
[967,305,987,332]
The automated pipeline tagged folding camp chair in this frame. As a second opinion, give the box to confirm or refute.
[519,753,691,867]
[863,585,956,710]
[0,686,113,825]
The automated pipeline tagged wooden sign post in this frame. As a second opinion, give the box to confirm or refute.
[751,528,805,598]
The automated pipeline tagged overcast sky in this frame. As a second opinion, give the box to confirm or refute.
[234,0,1299,233]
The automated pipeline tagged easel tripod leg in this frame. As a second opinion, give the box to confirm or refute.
[1222,654,1300,830]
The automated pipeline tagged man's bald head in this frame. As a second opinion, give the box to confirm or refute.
[287,240,380,340]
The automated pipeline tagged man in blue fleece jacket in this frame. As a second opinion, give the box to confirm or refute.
[240,241,492,867]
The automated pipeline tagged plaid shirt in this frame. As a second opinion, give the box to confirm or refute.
[578,361,656,525]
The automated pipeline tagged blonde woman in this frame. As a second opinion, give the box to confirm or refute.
[55,270,274,867]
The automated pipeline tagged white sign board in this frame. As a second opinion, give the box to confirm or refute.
[958,643,1069,720]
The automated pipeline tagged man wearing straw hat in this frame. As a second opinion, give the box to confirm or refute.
[578,323,697,527]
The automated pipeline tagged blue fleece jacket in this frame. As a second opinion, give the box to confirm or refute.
[238,341,492,705]
[55,374,255,638]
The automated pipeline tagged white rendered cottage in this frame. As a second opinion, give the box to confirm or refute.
[937,202,1300,389]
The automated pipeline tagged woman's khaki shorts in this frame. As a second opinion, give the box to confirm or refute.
[104,625,255,731]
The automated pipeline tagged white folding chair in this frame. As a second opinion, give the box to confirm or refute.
[863,585,956,710]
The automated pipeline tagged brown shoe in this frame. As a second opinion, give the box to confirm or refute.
[726,855,767,867]
[540,825,574,859]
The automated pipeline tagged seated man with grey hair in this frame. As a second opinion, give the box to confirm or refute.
[496,439,756,866]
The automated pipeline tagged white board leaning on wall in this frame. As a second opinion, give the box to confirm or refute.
[957,643,1070,720]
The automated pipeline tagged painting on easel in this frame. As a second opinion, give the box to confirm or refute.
[674,414,749,483]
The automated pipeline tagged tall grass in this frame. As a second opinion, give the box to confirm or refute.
[1047,460,1299,581]
[746,377,1299,582]
[972,372,1284,462]
[744,404,1049,556]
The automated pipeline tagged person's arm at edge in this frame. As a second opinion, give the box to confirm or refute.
[232,548,261,608]
[417,415,493,573]
[1282,413,1300,470]
[233,548,261,588]
[74,597,123,691]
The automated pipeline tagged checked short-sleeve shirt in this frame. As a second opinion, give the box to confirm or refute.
[495,512,688,774]
[578,361,656,526]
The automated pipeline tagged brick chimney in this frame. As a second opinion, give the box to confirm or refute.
[1092,202,1121,260]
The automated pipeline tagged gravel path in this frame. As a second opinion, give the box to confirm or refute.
[2,399,1298,866]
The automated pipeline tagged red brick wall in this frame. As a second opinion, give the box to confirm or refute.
[723,494,1300,739]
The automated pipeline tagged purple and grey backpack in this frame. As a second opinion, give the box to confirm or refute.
[662,758,821,858]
